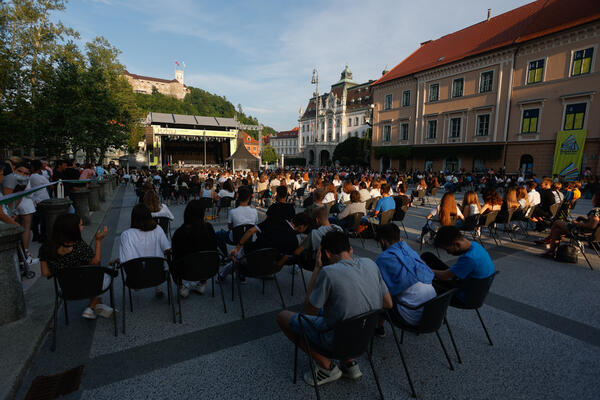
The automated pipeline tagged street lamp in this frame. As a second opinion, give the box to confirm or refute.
[311,69,319,145]
[365,103,375,127]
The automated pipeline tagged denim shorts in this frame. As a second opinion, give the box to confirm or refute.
[290,313,334,351]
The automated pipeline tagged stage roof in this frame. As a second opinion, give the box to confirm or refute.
[147,113,239,129]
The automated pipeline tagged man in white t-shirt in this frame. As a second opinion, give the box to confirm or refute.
[527,181,541,207]
[216,187,257,255]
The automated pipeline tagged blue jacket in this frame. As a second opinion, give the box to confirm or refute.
[375,241,434,296]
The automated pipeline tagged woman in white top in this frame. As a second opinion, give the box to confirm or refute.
[201,180,216,200]
[144,190,174,220]
[217,180,235,200]
[369,181,381,199]
[424,192,464,233]
[119,204,171,297]
[461,190,481,219]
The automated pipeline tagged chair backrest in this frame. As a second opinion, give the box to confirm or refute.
[121,257,167,289]
[418,288,458,333]
[430,187,438,196]
[549,202,561,218]
[154,217,170,235]
[242,248,280,277]
[330,309,382,359]
[345,212,365,233]
[173,251,220,282]
[417,190,426,199]
[590,225,600,243]
[379,209,395,225]
[219,197,234,207]
[461,214,480,231]
[55,266,110,300]
[199,197,213,210]
[296,187,305,198]
[458,271,499,309]
[480,211,498,227]
[232,224,254,244]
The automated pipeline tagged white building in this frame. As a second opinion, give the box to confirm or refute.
[270,127,299,157]
[298,66,374,166]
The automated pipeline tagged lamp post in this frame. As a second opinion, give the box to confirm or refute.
[311,69,319,147]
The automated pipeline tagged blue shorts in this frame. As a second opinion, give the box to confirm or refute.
[289,313,334,351]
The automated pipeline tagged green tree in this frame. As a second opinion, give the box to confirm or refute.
[261,144,278,164]
[333,136,370,166]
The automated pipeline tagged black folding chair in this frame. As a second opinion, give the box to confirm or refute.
[569,226,599,270]
[369,209,395,238]
[233,248,285,319]
[199,197,214,219]
[479,211,501,246]
[387,288,460,398]
[119,257,176,333]
[392,200,410,239]
[52,265,118,351]
[232,224,255,245]
[344,212,365,247]
[154,217,171,239]
[216,197,234,220]
[415,190,426,206]
[171,251,227,323]
[293,310,387,400]
[459,214,482,243]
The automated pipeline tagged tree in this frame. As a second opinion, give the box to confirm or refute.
[261,145,278,164]
[333,136,370,166]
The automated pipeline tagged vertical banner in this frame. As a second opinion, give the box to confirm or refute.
[552,130,587,179]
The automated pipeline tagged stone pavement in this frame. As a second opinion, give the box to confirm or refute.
[11,186,600,399]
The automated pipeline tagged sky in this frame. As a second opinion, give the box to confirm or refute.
[56,0,532,130]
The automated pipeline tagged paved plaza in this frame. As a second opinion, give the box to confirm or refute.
[13,185,600,399]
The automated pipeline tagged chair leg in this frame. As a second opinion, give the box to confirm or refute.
[444,317,461,364]
[400,329,404,344]
[211,277,215,298]
[110,285,117,337]
[63,299,69,326]
[167,275,176,324]
[122,282,127,334]
[51,298,59,352]
[178,278,183,324]
[303,335,321,400]
[293,342,298,384]
[300,268,307,293]
[274,275,286,308]
[128,288,133,312]
[217,279,227,313]
[262,278,265,295]
[388,321,416,398]
[290,265,295,297]
[435,330,454,370]
[232,270,235,302]
[475,309,493,346]
[237,272,245,319]
[401,221,408,239]
[367,348,385,400]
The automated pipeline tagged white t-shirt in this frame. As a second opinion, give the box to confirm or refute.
[151,204,174,220]
[29,173,50,205]
[218,189,235,199]
[369,188,380,198]
[323,192,336,204]
[119,226,170,263]
[396,282,437,326]
[528,190,541,206]
[228,206,258,228]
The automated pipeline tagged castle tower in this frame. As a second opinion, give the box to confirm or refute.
[175,69,184,84]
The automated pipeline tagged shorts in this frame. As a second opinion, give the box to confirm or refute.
[289,313,334,351]
[15,197,36,216]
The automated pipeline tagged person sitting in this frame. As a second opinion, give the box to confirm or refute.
[144,190,174,221]
[216,179,235,216]
[516,187,530,210]
[535,193,599,257]
[39,213,112,319]
[375,224,436,335]
[118,204,171,298]
[479,189,503,214]
[461,190,481,219]
[323,182,337,205]
[172,200,218,297]
[362,183,395,226]
[358,181,371,203]
[420,226,495,303]
[336,190,366,229]
[527,181,541,207]
[421,192,463,244]
[369,180,381,200]
[551,181,564,205]
[290,207,343,264]
[496,187,520,223]
[304,188,325,218]
[276,231,392,386]
[201,179,216,201]
[531,178,556,222]
[216,187,258,256]
[410,178,427,205]
[266,185,296,223]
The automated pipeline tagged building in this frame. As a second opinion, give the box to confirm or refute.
[370,0,600,176]
[124,69,189,100]
[299,66,374,166]
[270,127,299,157]
[242,131,260,158]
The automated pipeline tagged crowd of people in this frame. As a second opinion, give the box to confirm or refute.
[2,157,599,388]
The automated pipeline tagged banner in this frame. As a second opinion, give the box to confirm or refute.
[552,130,587,179]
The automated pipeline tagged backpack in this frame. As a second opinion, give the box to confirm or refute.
[556,244,578,263]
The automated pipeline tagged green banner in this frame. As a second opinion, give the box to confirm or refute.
[552,130,587,179]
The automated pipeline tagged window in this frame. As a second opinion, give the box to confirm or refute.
[429,84,439,101]
[348,118,352,127]
[572,48,593,76]
[383,125,391,142]
[476,114,490,136]
[480,71,493,93]
[564,103,586,130]
[521,109,539,133]
[450,118,461,138]
[355,117,359,126]
[427,120,437,139]
[402,90,410,107]
[527,59,545,84]
[452,78,464,98]
[400,123,409,141]
[384,94,393,110]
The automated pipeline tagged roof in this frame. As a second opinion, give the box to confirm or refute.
[228,134,260,161]
[242,131,258,145]
[147,112,238,128]
[273,127,299,139]
[124,70,180,84]
[374,0,600,86]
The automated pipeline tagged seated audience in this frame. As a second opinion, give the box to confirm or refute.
[216,187,258,255]
[266,185,296,222]
[144,190,174,220]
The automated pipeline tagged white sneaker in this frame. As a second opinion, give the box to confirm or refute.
[340,361,363,380]
[179,286,190,298]
[82,307,97,320]
[26,256,39,265]
[94,304,114,318]
[191,282,206,295]
[303,363,342,387]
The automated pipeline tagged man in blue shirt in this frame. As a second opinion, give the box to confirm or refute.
[362,183,395,226]
[421,226,495,302]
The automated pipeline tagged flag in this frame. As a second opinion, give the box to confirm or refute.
[175,61,180,67]
[182,61,186,68]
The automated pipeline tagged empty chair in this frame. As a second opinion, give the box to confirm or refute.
[171,251,226,323]
[118,257,176,333]
[293,310,389,399]
[51,265,118,351]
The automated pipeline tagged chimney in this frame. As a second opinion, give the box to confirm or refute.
[487,8,491,21]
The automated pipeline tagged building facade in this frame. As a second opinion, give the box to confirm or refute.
[242,131,260,158]
[299,66,373,166]
[124,69,189,100]
[371,0,600,176]
[270,127,299,157]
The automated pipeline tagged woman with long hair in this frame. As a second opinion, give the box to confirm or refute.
[461,190,481,218]
[39,213,111,319]
[323,182,338,204]
[480,189,503,214]
[119,204,171,298]
[172,200,218,297]
[411,178,428,204]
[421,192,464,244]
[143,190,174,220]
[496,186,520,223]
[517,187,530,210]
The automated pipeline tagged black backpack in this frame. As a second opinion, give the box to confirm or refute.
[556,244,578,263]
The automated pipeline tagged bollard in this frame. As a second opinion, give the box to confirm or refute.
[97,180,107,202]
[87,182,101,211]
[69,189,91,225]
[0,224,26,325]
[38,198,73,240]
